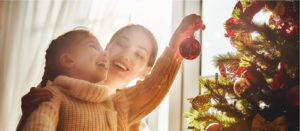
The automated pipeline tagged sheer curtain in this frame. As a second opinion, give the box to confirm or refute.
[0,0,135,130]
[0,0,176,130]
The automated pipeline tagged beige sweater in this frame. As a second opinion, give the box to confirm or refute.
[22,47,182,131]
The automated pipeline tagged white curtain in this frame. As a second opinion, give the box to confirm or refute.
[0,0,136,130]
[0,0,176,130]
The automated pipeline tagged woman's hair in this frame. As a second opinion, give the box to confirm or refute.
[108,24,158,67]
[40,29,92,88]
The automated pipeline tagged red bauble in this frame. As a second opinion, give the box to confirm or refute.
[286,85,300,107]
[234,67,266,87]
[228,64,238,73]
[226,1,265,37]
[244,70,260,86]
[278,18,298,38]
[179,37,201,60]
[205,123,222,131]
[270,15,299,38]
[234,66,247,77]
[270,73,287,90]
[271,61,288,90]
[225,17,240,37]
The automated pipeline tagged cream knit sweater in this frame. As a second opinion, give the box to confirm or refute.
[21,47,182,131]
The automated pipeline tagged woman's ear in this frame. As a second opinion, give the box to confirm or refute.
[138,66,152,79]
[59,53,75,69]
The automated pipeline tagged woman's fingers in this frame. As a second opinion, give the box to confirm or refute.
[22,93,52,107]
[192,14,203,30]
[180,14,205,36]
[169,14,205,50]
[22,88,52,103]
[21,87,53,115]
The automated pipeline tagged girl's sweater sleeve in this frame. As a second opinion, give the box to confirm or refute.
[114,46,183,126]
[21,87,61,131]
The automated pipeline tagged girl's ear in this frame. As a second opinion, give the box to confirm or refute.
[59,53,75,69]
[138,66,152,79]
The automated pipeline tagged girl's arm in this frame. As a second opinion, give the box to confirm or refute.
[21,87,61,131]
[113,14,205,125]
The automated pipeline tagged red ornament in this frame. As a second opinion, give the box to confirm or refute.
[205,123,222,131]
[244,68,267,87]
[234,66,247,77]
[269,1,299,38]
[226,1,265,37]
[271,61,288,90]
[270,73,287,90]
[225,17,240,37]
[228,64,238,73]
[244,70,259,86]
[275,17,299,38]
[218,62,226,77]
[179,37,201,60]
[286,85,300,107]
[234,67,266,87]
[232,0,265,21]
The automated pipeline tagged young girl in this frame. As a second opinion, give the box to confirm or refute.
[21,29,112,130]
[19,14,205,131]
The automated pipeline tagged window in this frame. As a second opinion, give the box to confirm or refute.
[202,0,237,76]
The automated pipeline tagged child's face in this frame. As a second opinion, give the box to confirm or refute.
[69,35,109,83]
[106,29,152,85]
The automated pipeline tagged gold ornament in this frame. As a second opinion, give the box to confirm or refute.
[188,95,211,111]
[251,114,287,131]
[234,78,251,96]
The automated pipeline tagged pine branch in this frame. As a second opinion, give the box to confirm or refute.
[204,81,228,104]
[213,52,243,67]
[195,111,236,127]
[239,15,299,67]
[214,104,245,119]
[239,41,277,78]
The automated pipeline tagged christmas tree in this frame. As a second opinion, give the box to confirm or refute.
[185,1,299,131]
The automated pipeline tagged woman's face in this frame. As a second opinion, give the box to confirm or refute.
[106,28,153,85]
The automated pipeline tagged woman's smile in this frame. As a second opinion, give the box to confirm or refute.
[112,60,130,72]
